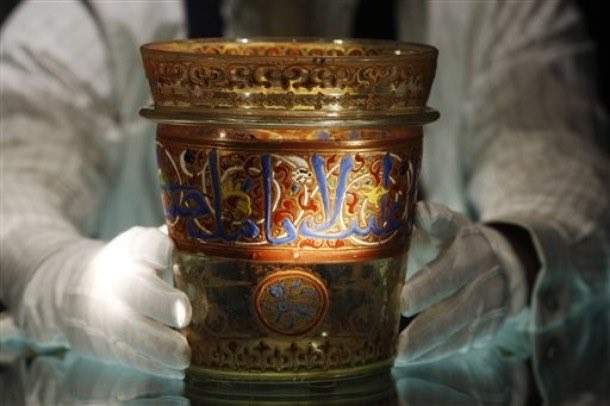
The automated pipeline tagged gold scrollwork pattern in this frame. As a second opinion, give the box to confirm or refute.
[142,40,436,112]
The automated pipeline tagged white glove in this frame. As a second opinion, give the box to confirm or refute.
[397,202,528,363]
[17,226,192,378]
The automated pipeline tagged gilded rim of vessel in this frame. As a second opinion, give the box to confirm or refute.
[140,106,439,128]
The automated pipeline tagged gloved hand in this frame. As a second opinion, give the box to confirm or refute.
[397,202,528,364]
[17,226,192,378]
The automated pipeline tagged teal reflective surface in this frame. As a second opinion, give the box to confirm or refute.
[1,297,608,405]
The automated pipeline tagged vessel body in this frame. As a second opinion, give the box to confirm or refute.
[141,38,438,381]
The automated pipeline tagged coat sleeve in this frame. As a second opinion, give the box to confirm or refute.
[0,0,184,340]
[452,0,609,326]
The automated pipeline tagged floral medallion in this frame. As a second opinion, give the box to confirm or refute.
[254,270,329,336]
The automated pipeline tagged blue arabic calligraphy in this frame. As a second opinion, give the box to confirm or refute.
[162,150,404,244]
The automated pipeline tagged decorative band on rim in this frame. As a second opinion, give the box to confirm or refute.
[141,38,438,116]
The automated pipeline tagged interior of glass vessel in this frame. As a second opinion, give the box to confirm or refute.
[146,39,428,57]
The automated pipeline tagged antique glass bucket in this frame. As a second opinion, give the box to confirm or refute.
[140,38,438,382]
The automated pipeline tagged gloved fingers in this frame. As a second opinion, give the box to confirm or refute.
[119,226,175,270]
[406,227,440,279]
[114,271,192,329]
[401,225,498,317]
[398,268,509,362]
[399,311,505,365]
[110,312,191,370]
[61,323,185,379]
[407,202,472,278]
[62,295,190,370]
[87,229,173,292]
[111,339,186,379]
[414,201,471,243]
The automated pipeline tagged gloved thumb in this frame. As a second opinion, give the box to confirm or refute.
[414,202,471,243]
[407,202,471,277]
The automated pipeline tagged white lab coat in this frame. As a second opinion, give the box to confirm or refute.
[1,0,608,337]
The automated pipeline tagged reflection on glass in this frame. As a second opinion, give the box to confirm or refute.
[0,351,185,405]
[1,297,608,404]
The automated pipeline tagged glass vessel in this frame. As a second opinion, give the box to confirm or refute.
[140,38,438,382]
